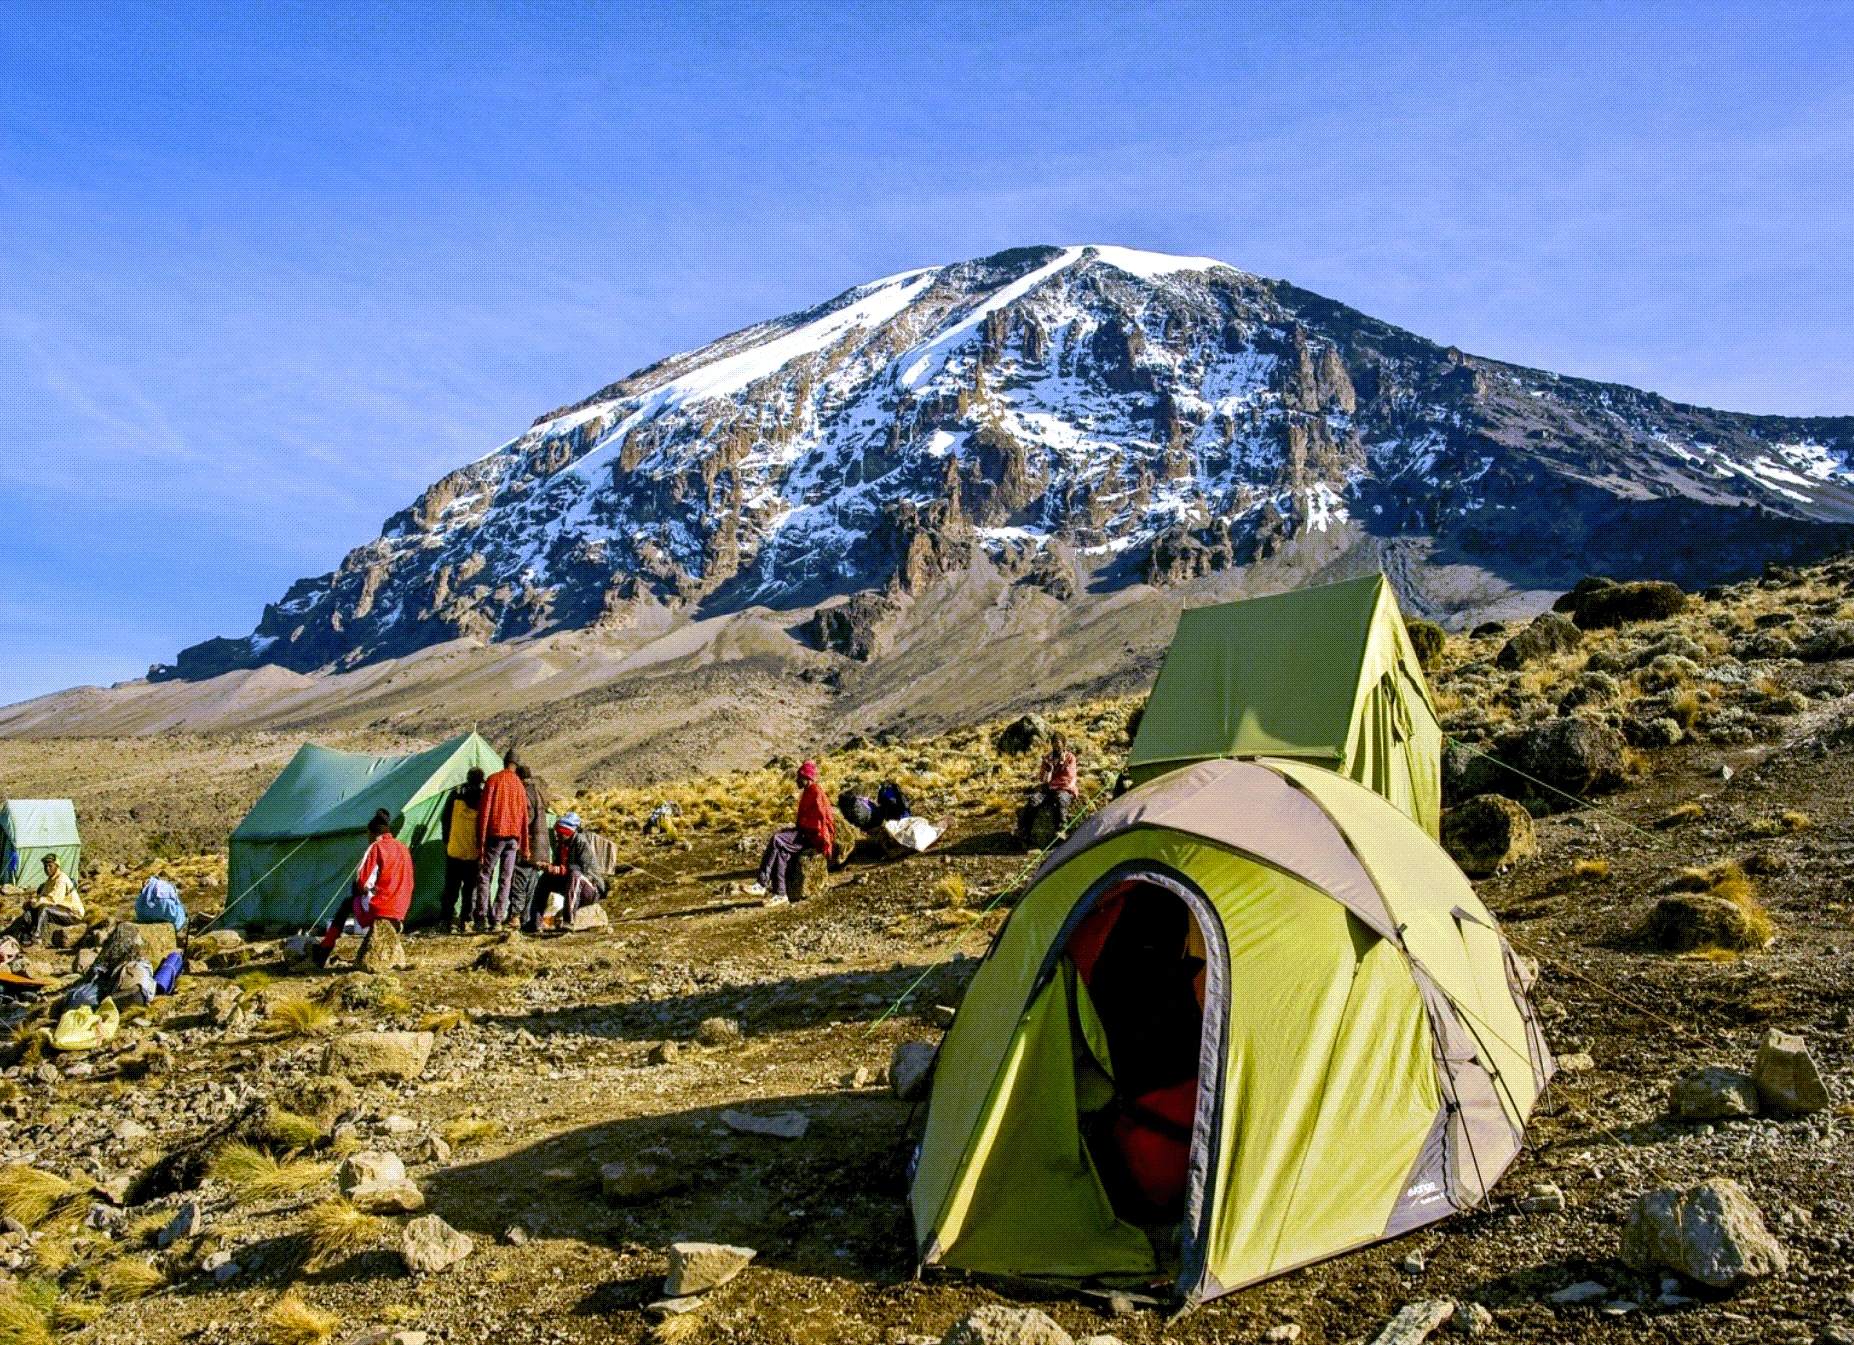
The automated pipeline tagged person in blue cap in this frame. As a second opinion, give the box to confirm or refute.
[523,811,608,933]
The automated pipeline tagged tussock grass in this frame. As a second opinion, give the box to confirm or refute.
[0,1292,52,1345]
[263,1292,339,1345]
[1655,801,1706,828]
[255,1107,324,1153]
[1671,867,1715,893]
[1570,857,1610,880]
[265,999,335,1037]
[235,970,274,994]
[302,1199,387,1266]
[650,1313,705,1345]
[930,873,968,909]
[418,1011,464,1034]
[97,1256,164,1302]
[0,1166,76,1229]
[1743,850,1789,876]
[209,1143,332,1204]
[51,1299,102,1332]
[440,1118,500,1148]
[123,1211,172,1246]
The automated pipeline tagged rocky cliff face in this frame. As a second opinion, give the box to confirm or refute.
[157,244,1854,680]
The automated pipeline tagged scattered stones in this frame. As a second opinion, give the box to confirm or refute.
[840,1066,871,1089]
[600,1159,688,1202]
[1440,794,1537,877]
[1501,715,1627,801]
[1399,1250,1426,1273]
[503,1225,528,1246]
[719,1109,807,1139]
[1564,579,1688,629]
[930,1004,957,1029]
[1545,1282,1608,1305]
[1517,1182,1566,1213]
[401,1214,474,1275]
[204,985,243,1027]
[348,1178,426,1214]
[475,932,540,977]
[337,1150,408,1194]
[284,1075,358,1128]
[1645,894,1764,952]
[415,1134,452,1165]
[941,1304,1073,1345]
[1264,1327,1302,1343]
[1366,1299,1456,1345]
[321,1030,435,1083]
[1619,1176,1788,1290]
[1448,1303,1493,1336]
[380,1114,418,1136]
[1752,1028,1830,1114]
[664,1241,756,1295]
[157,1200,202,1248]
[697,1016,742,1047]
[647,1041,684,1067]
[1671,1066,1760,1120]
[1556,1052,1594,1074]
[891,1040,937,1101]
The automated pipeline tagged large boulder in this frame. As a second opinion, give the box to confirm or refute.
[1568,580,1688,630]
[1495,612,1582,670]
[1498,716,1627,802]
[1644,895,1763,953]
[994,714,1051,755]
[1441,740,1507,807]
[320,1031,435,1083]
[348,1178,425,1214]
[791,847,831,902]
[567,903,610,932]
[1619,1177,1787,1290]
[941,1305,1074,1345]
[1670,1067,1759,1120]
[1752,1029,1830,1114]
[664,1241,755,1296]
[356,921,409,974]
[280,1076,357,1129]
[401,1214,473,1275]
[891,1040,938,1101]
[98,921,178,971]
[1440,795,1536,877]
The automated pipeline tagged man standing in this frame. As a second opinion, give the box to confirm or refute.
[23,854,84,946]
[313,809,412,969]
[505,763,550,930]
[438,767,485,934]
[474,751,530,932]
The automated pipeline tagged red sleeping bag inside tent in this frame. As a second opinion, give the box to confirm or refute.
[1112,1079,1198,1208]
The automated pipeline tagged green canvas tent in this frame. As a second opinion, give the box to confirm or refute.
[1124,573,1444,835]
[911,759,1551,1305]
[1,800,81,891]
[227,733,502,929]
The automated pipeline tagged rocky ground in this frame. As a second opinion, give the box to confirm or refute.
[0,565,1850,1345]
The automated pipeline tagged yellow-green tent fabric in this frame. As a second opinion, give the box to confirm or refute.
[1124,574,1443,835]
[910,759,1551,1305]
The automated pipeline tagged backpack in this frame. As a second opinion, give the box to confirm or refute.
[580,830,619,882]
[134,878,187,932]
[839,791,877,831]
[876,781,911,822]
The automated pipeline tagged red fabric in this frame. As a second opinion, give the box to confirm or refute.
[1065,889,1126,986]
[1039,749,1078,794]
[477,767,530,854]
[796,781,835,855]
[1114,1079,1198,1209]
[354,834,415,922]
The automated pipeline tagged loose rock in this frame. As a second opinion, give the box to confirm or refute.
[321,1030,435,1083]
[942,1304,1074,1345]
[664,1241,756,1295]
[1366,1300,1455,1345]
[1644,894,1764,952]
[1440,795,1537,877]
[401,1214,474,1274]
[1670,1066,1759,1120]
[892,1040,937,1101]
[357,920,409,973]
[348,1178,426,1214]
[719,1109,807,1139]
[1619,1176,1788,1290]
[697,1016,742,1047]
[1752,1028,1830,1114]
[600,1159,688,1202]
[337,1150,408,1194]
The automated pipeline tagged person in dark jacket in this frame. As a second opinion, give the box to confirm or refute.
[438,768,485,934]
[505,763,551,929]
[524,812,608,932]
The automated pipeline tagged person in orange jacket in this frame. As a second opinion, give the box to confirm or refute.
[757,760,835,900]
[473,751,530,931]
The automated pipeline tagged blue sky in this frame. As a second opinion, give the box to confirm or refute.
[2,2,1851,706]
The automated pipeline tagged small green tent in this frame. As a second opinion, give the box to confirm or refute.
[227,733,502,929]
[1124,574,1443,835]
[1,800,81,891]
[911,759,1551,1305]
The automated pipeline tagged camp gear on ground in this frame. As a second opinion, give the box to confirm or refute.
[443,793,481,862]
[1,800,81,894]
[910,758,1551,1306]
[882,816,941,855]
[1125,574,1443,836]
[841,793,878,832]
[152,950,184,995]
[0,936,20,966]
[135,876,187,931]
[50,999,119,1052]
[228,732,502,928]
[115,960,156,1006]
[876,781,911,822]
[477,765,530,853]
[62,976,102,1011]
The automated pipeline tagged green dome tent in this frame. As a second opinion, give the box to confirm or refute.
[1,800,81,891]
[226,733,502,930]
[910,759,1551,1306]
[1124,574,1443,836]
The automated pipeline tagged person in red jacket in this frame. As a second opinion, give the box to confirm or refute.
[473,750,530,932]
[314,809,414,968]
[757,760,836,900]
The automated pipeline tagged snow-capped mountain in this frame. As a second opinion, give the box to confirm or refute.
[162,244,1854,679]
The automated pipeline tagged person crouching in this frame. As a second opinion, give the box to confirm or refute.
[524,812,607,933]
[313,809,413,969]
[757,761,835,901]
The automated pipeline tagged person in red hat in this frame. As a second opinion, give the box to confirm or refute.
[757,760,836,900]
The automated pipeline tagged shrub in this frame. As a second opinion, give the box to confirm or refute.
[1406,620,1447,670]
[254,1107,324,1154]
[265,999,335,1038]
[931,874,969,909]
[1655,802,1706,828]
[0,1167,75,1229]
[96,1257,164,1303]
[263,1292,339,1345]
[208,1143,332,1204]
[1571,857,1610,880]
[302,1199,387,1266]
[440,1118,500,1148]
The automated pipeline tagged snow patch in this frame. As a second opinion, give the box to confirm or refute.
[1080,245,1234,280]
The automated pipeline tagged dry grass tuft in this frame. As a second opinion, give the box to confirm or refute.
[0,1292,51,1345]
[255,1107,324,1154]
[263,1292,339,1345]
[265,1000,335,1038]
[124,1211,172,1246]
[440,1117,500,1148]
[50,1299,102,1333]
[649,1313,705,1345]
[418,1011,464,1035]
[97,1256,164,1302]
[1671,867,1714,893]
[0,1167,76,1230]
[209,1143,332,1205]
[1655,801,1706,828]
[1570,857,1610,880]
[1743,850,1789,876]
[302,1199,387,1266]
[234,970,273,994]
[1670,688,1703,728]
[1705,862,1776,948]
[930,873,968,909]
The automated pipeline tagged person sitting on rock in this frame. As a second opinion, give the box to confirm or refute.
[524,812,608,933]
[314,809,413,969]
[758,761,836,900]
[1017,733,1079,848]
[21,854,84,946]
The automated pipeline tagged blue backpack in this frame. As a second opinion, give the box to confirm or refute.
[134,878,187,932]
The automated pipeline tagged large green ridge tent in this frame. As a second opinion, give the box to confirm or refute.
[227,732,502,929]
[1,800,81,891]
[910,758,1551,1306]
[1124,574,1443,835]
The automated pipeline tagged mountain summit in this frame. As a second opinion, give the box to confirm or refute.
[162,244,1854,680]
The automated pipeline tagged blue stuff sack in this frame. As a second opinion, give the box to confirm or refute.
[134,877,188,932]
[152,951,183,996]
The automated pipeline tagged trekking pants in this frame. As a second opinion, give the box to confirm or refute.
[758,829,807,898]
[441,857,475,928]
[475,836,522,927]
